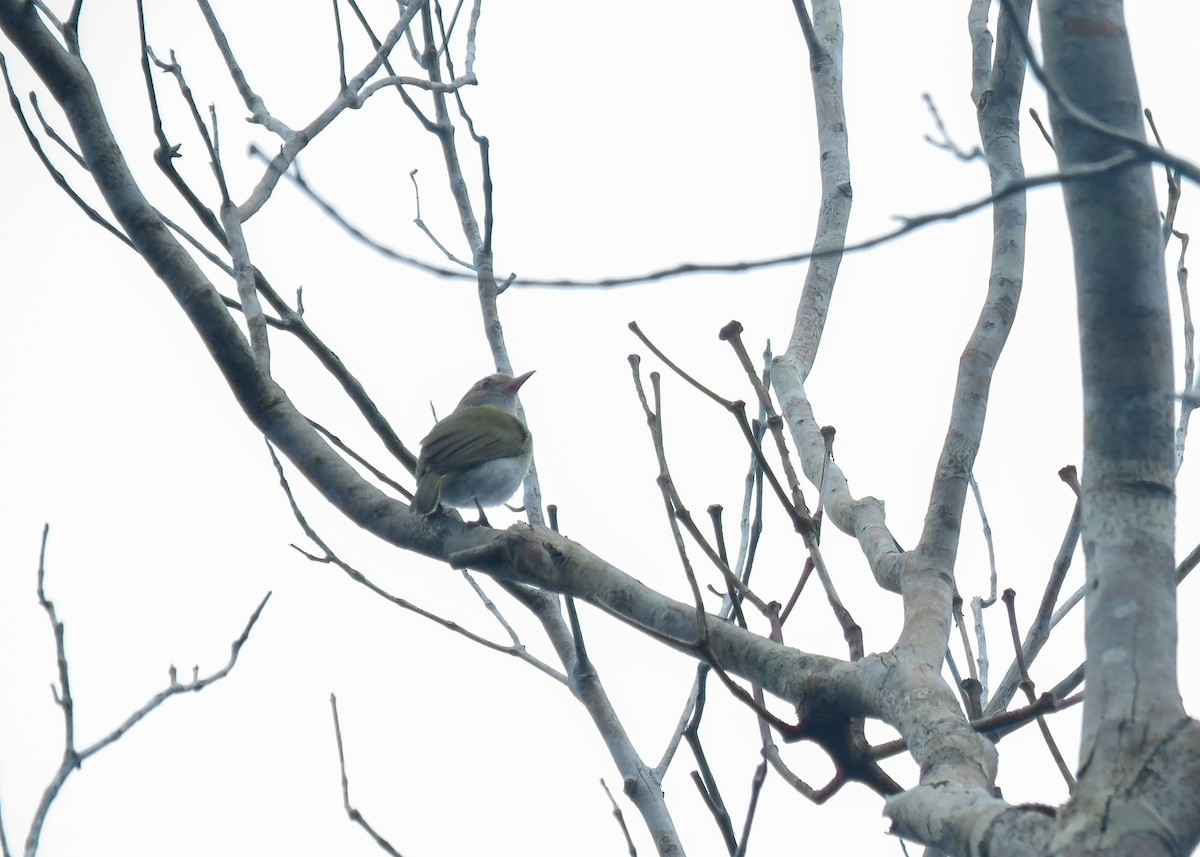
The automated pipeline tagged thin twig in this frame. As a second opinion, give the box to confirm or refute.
[138,10,225,243]
[872,688,1084,758]
[330,695,405,856]
[0,56,132,248]
[266,444,565,683]
[682,674,738,854]
[629,323,810,536]
[270,145,1144,290]
[721,321,814,528]
[732,760,768,857]
[308,418,411,497]
[599,779,637,857]
[1028,107,1055,151]
[24,525,268,857]
[331,0,348,91]
[507,154,1139,288]
[408,168,475,269]
[27,92,85,167]
[627,357,771,616]
[653,665,706,779]
[985,468,1082,716]
[1002,590,1076,790]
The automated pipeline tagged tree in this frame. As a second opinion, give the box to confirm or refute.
[1,1,1199,855]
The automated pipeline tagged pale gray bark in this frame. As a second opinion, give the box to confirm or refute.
[1039,1,1200,853]
[3,1,1199,855]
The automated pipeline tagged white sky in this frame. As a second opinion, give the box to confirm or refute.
[2,2,1199,855]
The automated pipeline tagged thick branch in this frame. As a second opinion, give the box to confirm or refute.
[1040,1,1195,851]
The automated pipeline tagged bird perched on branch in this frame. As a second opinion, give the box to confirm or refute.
[413,371,534,525]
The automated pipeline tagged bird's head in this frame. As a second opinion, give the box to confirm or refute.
[456,370,535,414]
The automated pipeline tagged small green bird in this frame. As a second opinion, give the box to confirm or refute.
[413,371,534,523]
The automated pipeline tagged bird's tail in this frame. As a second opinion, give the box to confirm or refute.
[413,472,443,516]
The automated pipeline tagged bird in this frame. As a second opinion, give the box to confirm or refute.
[413,371,534,525]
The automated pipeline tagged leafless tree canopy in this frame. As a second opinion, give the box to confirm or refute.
[2,1,1199,856]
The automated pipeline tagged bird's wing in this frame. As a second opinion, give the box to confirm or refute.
[418,406,529,470]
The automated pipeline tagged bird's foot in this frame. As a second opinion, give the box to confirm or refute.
[468,500,491,528]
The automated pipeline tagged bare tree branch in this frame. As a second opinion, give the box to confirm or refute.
[22,525,269,857]
[329,695,405,857]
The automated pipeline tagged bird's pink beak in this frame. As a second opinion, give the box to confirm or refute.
[507,370,535,393]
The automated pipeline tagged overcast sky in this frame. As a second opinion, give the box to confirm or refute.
[2,2,1199,855]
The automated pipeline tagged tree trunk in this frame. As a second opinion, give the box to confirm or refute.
[1040,1,1200,853]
